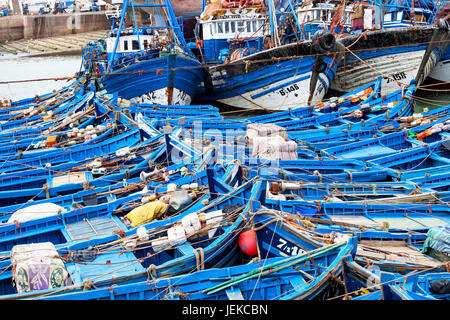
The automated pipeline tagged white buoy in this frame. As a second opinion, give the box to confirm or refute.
[137,226,149,241]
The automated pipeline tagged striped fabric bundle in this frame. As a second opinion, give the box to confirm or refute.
[246,123,288,148]
[250,135,298,160]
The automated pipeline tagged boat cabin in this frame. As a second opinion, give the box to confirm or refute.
[296,2,353,38]
[197,4,267,63]
[382,7,432,28]
[106,32,155,56]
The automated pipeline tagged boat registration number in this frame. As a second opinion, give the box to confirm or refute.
[278,84,300,96]
[386,71,406,83]
[276,238,305,256]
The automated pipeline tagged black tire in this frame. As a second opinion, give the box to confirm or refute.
[203,70,213,93]
[312,30,336,54]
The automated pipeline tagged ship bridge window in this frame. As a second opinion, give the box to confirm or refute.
[123,40,129,51]
[329,11,335,21]
[231,21,235,32]
[225,21,229,33]
[132,40,139,50]
[342,12,349,24]
[246,21,251,32]
[385,13,392,22]
[217,22,224,33]
[315,10,321,20]
[237,21,244,32]
[252,20,256,32]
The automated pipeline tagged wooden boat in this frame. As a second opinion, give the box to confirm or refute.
[368,139,450,180]
[365,0,450,85]
[319,104,450,160]
[0,178,265,299]
[270,199,450,232]
[263,179,444,205]
[83,0,204,105]
[381,271,450,300]
[336,18,449,95]
[242,158,392,183]
[29,237,358,300]
[0,162,242,252]
[192,0,341,111]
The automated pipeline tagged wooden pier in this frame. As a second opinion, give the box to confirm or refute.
[0,30,107,57]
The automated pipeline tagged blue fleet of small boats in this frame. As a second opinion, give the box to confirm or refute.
[0,0,449,302]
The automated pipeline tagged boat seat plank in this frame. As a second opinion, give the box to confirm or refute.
[66,250,147,285]
[330,215,381,227]
[340,146,395,159]
[176,242,195,256]
[65,217,121,241]
[52,172,88,187]
[289,275,307,292]
[372,217,447,229]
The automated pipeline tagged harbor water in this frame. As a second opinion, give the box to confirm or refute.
[0,55,82,101]
[1,55,449,114]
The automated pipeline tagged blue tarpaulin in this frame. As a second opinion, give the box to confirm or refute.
[422,224,450,256]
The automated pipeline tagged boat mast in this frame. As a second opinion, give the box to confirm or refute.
[108,0,130,71]
[268,0,281,47]
[107,0,189,71]
[130,0,142,51]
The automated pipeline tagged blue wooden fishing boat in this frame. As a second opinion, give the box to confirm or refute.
[368,139,450,180]
[263,179,443,205]
[317,103,450,159]
[284,200,450,232]
[320,129,445,161]
[191,0,341,111]
[83,0,204,105]
[293,0,450,95]
[27,237,358,300]
[0,177,264,298]
[368,0,450,85]
[0,162,241,253]
[381,271,450,300]
[285,81,415,137]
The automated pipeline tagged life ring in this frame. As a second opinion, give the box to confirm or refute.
[333,23,345,36]
[195,39,204,48]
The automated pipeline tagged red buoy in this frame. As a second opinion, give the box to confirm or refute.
[239,230,258,256]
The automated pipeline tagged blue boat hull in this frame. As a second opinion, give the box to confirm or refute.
[195,41,339,111]
[100,54,204,105]
[333,26,448,94]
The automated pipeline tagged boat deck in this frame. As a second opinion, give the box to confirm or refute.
[65,217,124,241]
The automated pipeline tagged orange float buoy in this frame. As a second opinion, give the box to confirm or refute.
[239,230,258,256]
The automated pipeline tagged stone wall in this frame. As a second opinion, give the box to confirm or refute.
[0,12,109,42]
[0,14,25,42]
